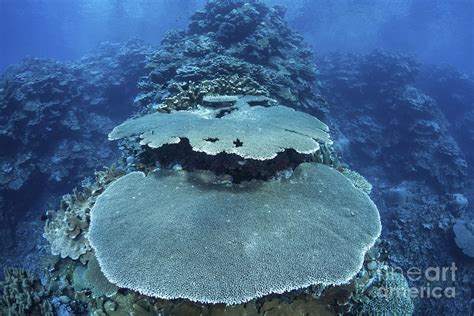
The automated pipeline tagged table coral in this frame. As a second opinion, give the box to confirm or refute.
[88,163,381,304]
[109,102,331,161]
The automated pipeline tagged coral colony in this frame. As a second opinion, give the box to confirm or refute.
[39,1,408,314]
[1,1,473,315]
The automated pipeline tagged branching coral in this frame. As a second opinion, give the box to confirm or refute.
[159,75,269,111]
[43,166,124,261]
[339,168,373,195]
[88,163,381,304]
[0,268,53,316]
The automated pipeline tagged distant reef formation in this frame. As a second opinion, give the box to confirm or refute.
[318,50,474,315]
[0,40,151,251]
[134,0,328,117]
[318,50,467,193]
[418,64,474,180]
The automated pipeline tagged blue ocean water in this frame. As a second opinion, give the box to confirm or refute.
[0,0,473,315]
[1,0,473,72]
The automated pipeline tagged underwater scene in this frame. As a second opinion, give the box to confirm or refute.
[0,0,473,315]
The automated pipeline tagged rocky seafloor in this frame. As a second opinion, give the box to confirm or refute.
[1,0,473,315]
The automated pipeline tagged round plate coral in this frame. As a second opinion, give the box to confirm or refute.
[88,163,381,304]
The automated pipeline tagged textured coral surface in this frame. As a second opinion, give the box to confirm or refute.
[89,163,380,304]
[110,103,331,160]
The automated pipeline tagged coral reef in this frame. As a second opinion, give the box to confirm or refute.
[135,0,327,116]
[0,267,53,315]
[43,166,123,262]
[453,219,474,257]
[418,65,474,163]
[319,50,467,193]
[8,1,471,315]
[0,40,151,252]
[417,65,474,209]
[35,2,400,314]
[109,102,331,161]
[319,50,473,315]
[88,163,381,304]
[360,270,414,315]
[157,75,269,112]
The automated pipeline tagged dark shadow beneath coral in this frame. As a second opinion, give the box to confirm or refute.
[139,138,322,183]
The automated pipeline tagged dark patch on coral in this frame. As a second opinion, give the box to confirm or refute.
[233,138,243,147]
[204,137,219,143]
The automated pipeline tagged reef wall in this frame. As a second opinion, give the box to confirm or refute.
[0,40,151,259]
[134,0,327,117]
[318,50,473,315]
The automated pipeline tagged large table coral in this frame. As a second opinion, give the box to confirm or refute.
[88,163,381,304]
[109,102,331,161]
